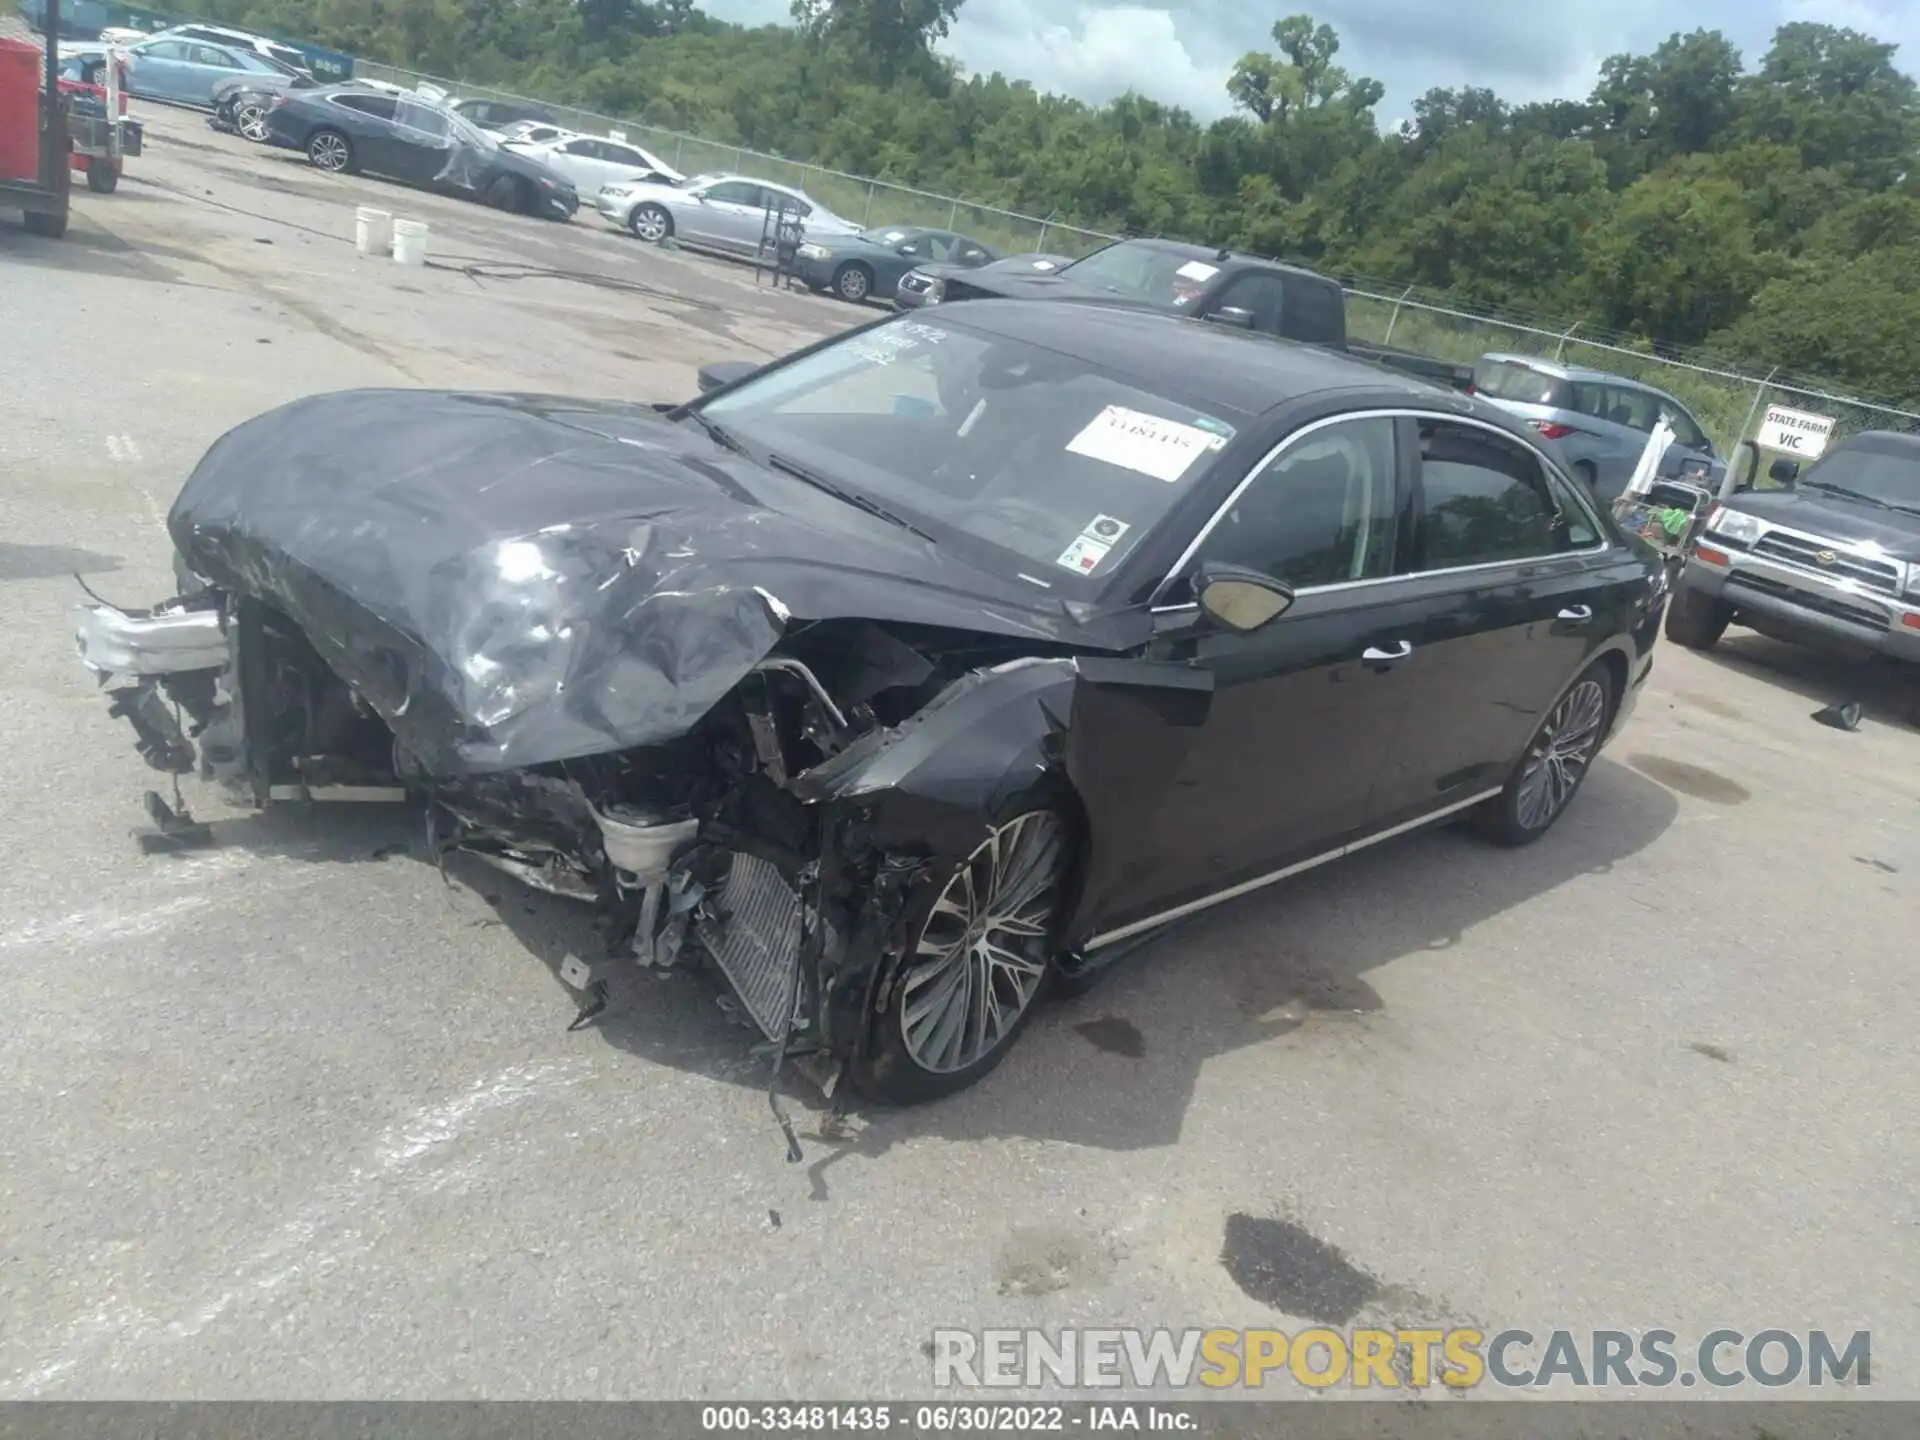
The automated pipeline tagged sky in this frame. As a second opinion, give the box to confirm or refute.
[696,0,1920,123]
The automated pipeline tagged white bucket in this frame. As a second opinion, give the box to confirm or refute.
[354,206,392,257]
[391,218,429,266]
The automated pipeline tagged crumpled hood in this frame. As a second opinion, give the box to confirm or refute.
[168,389,1112,775]
[1726,488,1920,562]
[936,268,1168,310]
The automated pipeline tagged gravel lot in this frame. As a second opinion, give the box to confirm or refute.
[2,103,1917,1411]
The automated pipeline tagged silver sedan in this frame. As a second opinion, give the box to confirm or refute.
[596,172,859,257]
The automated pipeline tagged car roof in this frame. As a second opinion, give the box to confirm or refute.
[935,300,1443,418]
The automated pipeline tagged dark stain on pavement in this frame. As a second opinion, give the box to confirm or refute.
[0,542,123,582]
[1854,855,1898,873]
[1629,754,1751,805]
[1075,1016,1145,1057]
[1221,1214,1379,1325]
[1688,1041,1734,1064]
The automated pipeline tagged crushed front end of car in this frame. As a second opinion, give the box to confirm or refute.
[72,388,1197,1117]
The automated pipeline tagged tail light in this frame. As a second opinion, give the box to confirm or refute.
[1463,383,1475,394]
[1529,420,1574,440]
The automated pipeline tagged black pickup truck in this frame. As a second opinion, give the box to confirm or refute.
[890,236,1473,391]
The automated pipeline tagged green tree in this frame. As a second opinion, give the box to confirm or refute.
[1733,22,1920,188]
[790,0,962,86]
[1582,169,1762,343]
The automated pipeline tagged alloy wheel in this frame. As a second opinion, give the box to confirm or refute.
[236,104,269,142]
[309,133,348,171]
[900,811,1065,1074]
[632,205,669,242]
[837,266,870,301]
[1514,679,1608,831]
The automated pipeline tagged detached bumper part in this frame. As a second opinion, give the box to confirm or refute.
[73,602,226,675]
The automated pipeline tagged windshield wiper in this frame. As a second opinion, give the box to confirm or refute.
[1799,481,1920,515]
[765,452,937,544]
[683,409,746,456]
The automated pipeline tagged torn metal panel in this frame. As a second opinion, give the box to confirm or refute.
[167,390,1129,777]
[73,600,225,675]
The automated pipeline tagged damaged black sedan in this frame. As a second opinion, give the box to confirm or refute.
[74,302,1667,1106]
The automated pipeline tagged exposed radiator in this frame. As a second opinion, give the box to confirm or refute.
[703,851,806,1040]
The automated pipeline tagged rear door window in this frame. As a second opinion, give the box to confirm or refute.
[1473,360,1569,408]
[1416,420,1583,568]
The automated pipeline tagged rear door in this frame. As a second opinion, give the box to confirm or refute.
[1362,414,1625,832]
[326,92,401,173]
[548,137,611,190]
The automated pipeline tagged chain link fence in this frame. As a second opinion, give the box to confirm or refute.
[1347,285,1920,456]
[354,62,1114,261]
[351,63,1916,451]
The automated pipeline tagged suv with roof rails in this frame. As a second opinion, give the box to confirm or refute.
[1470,353,1724,502]
[1667,430,1920,719]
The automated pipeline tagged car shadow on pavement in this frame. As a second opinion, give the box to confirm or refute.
[0,217,185,284]
[379,753,1679,1183]
[1691,632,1920,729]
[170,754,1678,1178]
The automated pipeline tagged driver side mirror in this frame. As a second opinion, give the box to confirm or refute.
[696,359,759,394]
[1195,561,1295,632]
[1768,457,1800,484]
[1204,306,1255,330]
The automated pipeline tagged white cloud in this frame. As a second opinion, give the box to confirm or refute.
[695,0,1920,118]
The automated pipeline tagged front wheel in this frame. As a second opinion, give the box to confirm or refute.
[483,174,525,212]
[235,102,271,142]
[629,202,672,243]
[1664,585,1731,650]
[1473,663,1616,848]
[833,262,874,302]
[306,129,354,173]
[85,160,118,193]
[851,807,1072,1105]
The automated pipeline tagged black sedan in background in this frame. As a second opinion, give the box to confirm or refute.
[77,302,1665,1107]
[793,226,997,303]
[896,250,1071,308]
[264,87,579,219]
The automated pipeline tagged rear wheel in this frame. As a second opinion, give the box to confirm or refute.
[851,806,1072,1105]
[1664,586,1732,650]
[833,262,874,303]
[306,129,354,173]
[23,208,67,238]
[1473,663,1616,847]
[629,202,672,243]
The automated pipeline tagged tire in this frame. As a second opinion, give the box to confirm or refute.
[85,161,118,194]
[833,262,874,303]
[850,803,1075,1106]
[305,129,354,174]
[1664,585,1732,651]
[483,174,525,212]
[23,208,67,238]
[1472,662,1617,848]
[629,202,672,243]
[235,102,270,143]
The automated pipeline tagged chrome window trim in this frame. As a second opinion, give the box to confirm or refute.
[1149,407,1612,614]
[1083,785,1504,951]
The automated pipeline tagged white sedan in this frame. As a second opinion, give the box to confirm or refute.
[596,172,860,256]
[503,134,684,191]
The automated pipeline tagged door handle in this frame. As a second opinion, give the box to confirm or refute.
[1557,604,1594,622]
[1361,641,1413,664]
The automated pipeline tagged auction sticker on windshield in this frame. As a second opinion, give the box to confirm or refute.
[1067,405,1232,483]
[1054,514,1133,575]
[1176,261,1219,283]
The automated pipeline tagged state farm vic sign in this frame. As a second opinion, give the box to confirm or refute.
[1754,404,1835,458]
